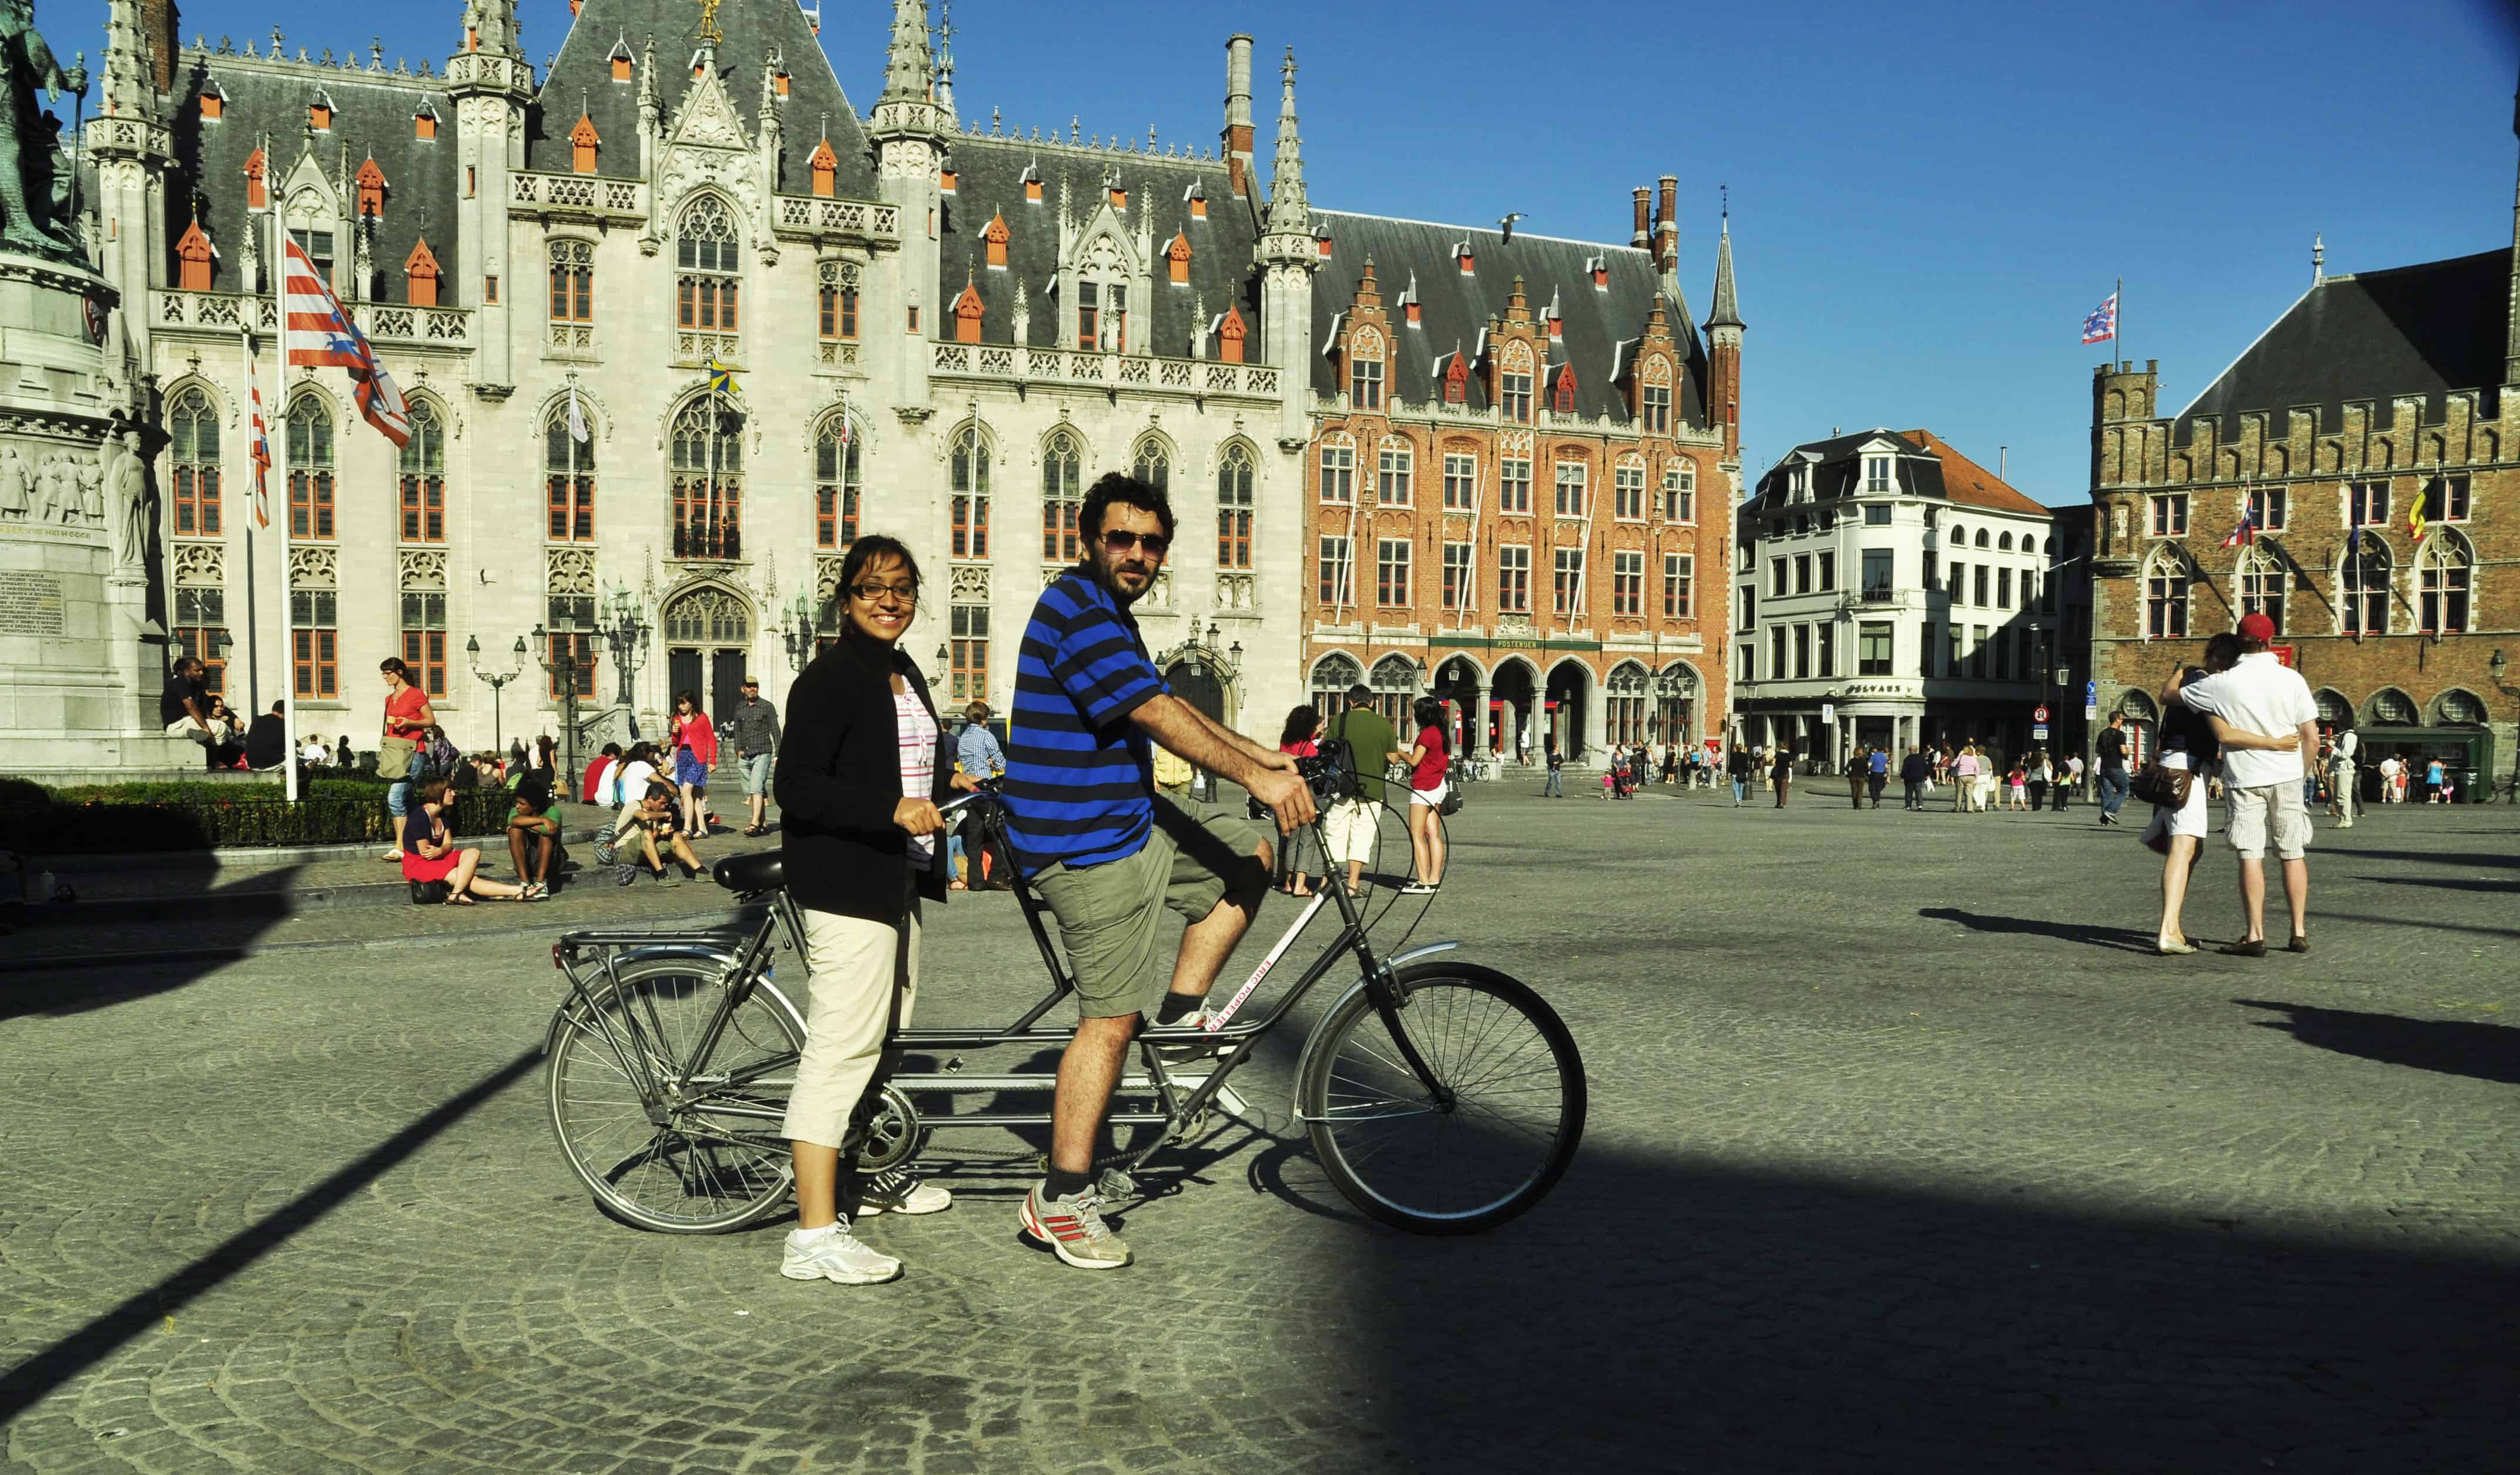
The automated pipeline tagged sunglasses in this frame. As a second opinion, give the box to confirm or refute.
[1102,529,1171,557]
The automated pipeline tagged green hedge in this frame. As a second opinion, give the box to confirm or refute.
[0,776,521,855]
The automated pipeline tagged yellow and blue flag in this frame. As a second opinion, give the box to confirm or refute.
[707,359,739,396]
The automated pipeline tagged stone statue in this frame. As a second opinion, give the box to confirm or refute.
[2109,500,2127,550]
[76,444,102,520]
[36,449,69,520]
[111,428,147,563]
[0,0,85,260]
[0,443,26,518]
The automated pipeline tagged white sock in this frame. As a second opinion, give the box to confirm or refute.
[790,1222,837,1243]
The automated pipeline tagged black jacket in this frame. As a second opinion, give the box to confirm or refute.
[1900,751,1931,784]
[773,631,954,924]
[244,714,287,770]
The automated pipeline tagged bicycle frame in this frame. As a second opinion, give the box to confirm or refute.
[549,778,1459,1169]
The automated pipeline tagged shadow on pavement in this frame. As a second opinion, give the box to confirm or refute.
[0,855,301,1020]
[2238,999,2520,1086]
[1339,1139,2520,1471]
[0,1046,541,1420]
[1917,906,2156,953]
[2316,845,2520,870]
[2357,874,2520,894]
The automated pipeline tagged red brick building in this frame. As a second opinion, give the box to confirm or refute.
[2085,126,2519,792]
[1298,182,1740,764]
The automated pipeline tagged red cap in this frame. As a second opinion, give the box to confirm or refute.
[2237,613,2277,643]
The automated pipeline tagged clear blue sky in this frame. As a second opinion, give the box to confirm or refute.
[61,0,2520,504]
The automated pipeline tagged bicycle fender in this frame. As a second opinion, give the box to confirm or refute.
[542,945,753,1056]
[1287,944,1466,1117]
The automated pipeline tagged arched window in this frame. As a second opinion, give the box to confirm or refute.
[1614,455,1646,520]
[1499,340,1534,423]
[1216,441,1254,570]
[545,399,596,541]
[1377,437,1413,507]
[1041,429,1082,561]
[2236,544,2284,634]
[397,400,445,543]
[815,412,861,550]
[1973,528,1990,548]
[548,239,592,335]
[1349,329,1384,411]
[169,386,222,537]
[1664,460,1695,522]
[2143,545,2187,639]
[2342,535,2391,634]
[1606,661,1650,745]
[2313,688,2353,728]
[1318,432,1356,505]
[286,394,334,540]
[674,195,740,344]
[2418,530,2471,634]
[950,423,990,558]
[1131,436,1170,494]
[1370,653,1419,727]
[2435,688,2487,725]
[1309,652,1362,713]
[1998,531,2013,551]
[2117,688,2159,767]
[2366,688,2417,726]
[669,396,740,560]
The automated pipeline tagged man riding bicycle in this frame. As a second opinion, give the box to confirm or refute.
[1001,471,1318,1268]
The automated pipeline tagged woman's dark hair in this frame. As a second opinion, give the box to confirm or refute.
[537,735,558,768]
[2202,632,2244,670]
[1412,698,1448,745]
[839,535,923,601]
[599,742,624,758]
[624,741,656,765]
[380,656,413,681]
[1279,705,1321,747]
[1079,471,1177,544]
[675,691,699,713]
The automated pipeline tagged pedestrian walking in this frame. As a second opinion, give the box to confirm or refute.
[2325,725,2357,827]
[1326,683,1398,893]
[1542,734,1564,798]
[773,534,973,1287]
[1727,742,1751,805]
[2094,715,2133,825]
[2026,751,2052,812]
[2167,613,2320,956]
[2057,752,2082,810]
[1846,749,1868,810]
[669,692,718,837]
[1951,745,1979,812]
[2006,761,2029,811]
[1899,745,1931,810]
[728,675,783,836]
[1866,744,1889,808]
[951,701,1010,888]
[1771,746,1793,808]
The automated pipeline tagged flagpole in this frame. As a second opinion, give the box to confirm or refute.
[269,141,299,805]
[242,317,260,717]
[2116,276,2124,367]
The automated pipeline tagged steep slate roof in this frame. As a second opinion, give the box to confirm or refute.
[529,0,875,196]
[169,49,460,306]
[1898,429,2046,516]
[2174,248,2509,438]
[939,137,1261,359]
[1308,210,1708,426]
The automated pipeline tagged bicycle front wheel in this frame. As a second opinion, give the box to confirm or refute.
[1298,962,1585,1235]
[547,955,805,1234]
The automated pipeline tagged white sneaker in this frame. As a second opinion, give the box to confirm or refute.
[779,1223,902,1284]
[853,1166,953,1217]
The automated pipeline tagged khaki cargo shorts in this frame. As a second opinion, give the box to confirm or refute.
[2224,781,2313,861]
[1031,796,1270,1019]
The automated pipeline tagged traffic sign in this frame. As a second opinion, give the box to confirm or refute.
[2085,680,2097,704]
[2033,724,2050,741]
[2033,704,2050,724]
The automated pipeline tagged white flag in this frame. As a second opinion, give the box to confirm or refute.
[567,390,589,444]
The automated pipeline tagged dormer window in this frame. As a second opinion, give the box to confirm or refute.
[774,69,790,97]
[939,158,957,192]
[243,148,267,209]
[1108,183,1127,210]
[404,236,440,306]
[1187,182,1207,220]
[413,103,438,140]
[1589,254,1608,289]
[610,40,633,82]
[808,138,838,198]
[199,84,225,122]
[1215,305,1246,364]
[175,220,217,291]
[1864,456,1891,494]
[1552,365,1577,414]
[984,210,1009,268]
[1023,166,1043,203]
[308,96,334,132]
[1166,230,1191,285]
[569,115,599,176]
[1442,356,1468,404]
[1455,239,1473,274]
[354,157,387,217]
[953,282,984,344]
[1316,233,1332,259]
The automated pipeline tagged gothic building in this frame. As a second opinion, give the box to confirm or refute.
[2084,97,2520,794]
[76,0,1741,759]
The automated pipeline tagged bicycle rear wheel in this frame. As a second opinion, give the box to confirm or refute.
[1298,962,1584,1235]
[547,955,805,1234]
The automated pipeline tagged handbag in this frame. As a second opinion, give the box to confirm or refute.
[377,734,417,780]
[1440,784,1465,817]
[2130,762,2194,809]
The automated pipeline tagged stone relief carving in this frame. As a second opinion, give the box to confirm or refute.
[170,542,224,586]
[397,548,448,590]
[0,442,31,520]
[547,546,598,596]
[815,555,843,607]
[948,564,989,601]
[289,546,338,587]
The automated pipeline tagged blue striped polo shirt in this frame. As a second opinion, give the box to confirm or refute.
[1002,566,1169,874]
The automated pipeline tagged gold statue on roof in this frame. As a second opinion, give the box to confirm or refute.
[697,0,723,47]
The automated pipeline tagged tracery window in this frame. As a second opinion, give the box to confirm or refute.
[2417,530,2471,634]
[2342,536,2391,635]
[2143,544,2187,640]
[545,403,596,541]
[674,196,740,342]
[950,424,988,558]
[1216,442,1254,570]
[286,396,334,540]
[1041,430,1083,561]
[397,400,445,543]
[816,414,861,550]
[169,386,222,537]
[669,396,742,560]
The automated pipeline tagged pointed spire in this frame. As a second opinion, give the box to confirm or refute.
[637,34,659,129]
[1264,48,1307,239]
[463,0,522,59]
[934,1,957,120]
[882,0,934,104]
[102,0,159,122]
[1707,203,1742,332]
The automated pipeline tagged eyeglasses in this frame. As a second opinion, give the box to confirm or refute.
[848,582,919,604]
[1102,529,1171,557]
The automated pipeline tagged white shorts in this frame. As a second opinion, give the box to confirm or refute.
[1323,797,1379,865]
[2140,754,2210,843]
[2224,781,2312,861]
[1410,780,1449,808]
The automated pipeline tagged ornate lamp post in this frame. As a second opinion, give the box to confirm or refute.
[466,634,527,759]
[780,590,817,673]
[600,581,652,710]
[531,614,586,787]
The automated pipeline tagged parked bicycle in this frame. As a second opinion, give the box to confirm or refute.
[541,750,1585,1236]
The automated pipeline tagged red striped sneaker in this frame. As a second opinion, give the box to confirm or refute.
[1020,1182,1132,1269]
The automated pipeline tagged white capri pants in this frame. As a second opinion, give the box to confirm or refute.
[780,888,921,1151]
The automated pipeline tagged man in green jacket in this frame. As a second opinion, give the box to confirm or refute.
[1322,683,1397,897]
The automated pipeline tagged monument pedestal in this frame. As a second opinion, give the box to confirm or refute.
[0,249,165,782]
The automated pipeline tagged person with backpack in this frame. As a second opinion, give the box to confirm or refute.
[1323,683,1396,898]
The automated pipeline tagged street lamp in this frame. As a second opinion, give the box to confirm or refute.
[531,616,586,787]
[467,633,527,759]
[781,590,817,673]
[600,581,652,709]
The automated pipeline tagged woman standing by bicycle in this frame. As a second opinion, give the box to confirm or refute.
[1392,696,1450,894]
[770,535,977,1287]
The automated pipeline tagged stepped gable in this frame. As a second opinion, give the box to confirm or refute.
[531,0,875,195]
[2174,248,2508,438]
[170,46,459,305]
[1899,429,2046,515]
[1308,210,1707,426]
[941,136,1260,359]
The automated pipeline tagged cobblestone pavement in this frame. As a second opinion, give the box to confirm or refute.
[4,787,2515,1473]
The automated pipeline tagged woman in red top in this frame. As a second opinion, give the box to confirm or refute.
[380,657,434,861]
[1275,705,1323,896]
[671,692,719,835]
[400,776,534,904]
[1389,697,1450,895]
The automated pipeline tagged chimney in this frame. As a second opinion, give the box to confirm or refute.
[1222,34,1255,197]
[1631,187,1650,248]
[1655,175,1678,273]
[1999,445,2008,480]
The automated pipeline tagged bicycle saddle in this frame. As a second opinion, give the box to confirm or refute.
[712,849,785,894]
